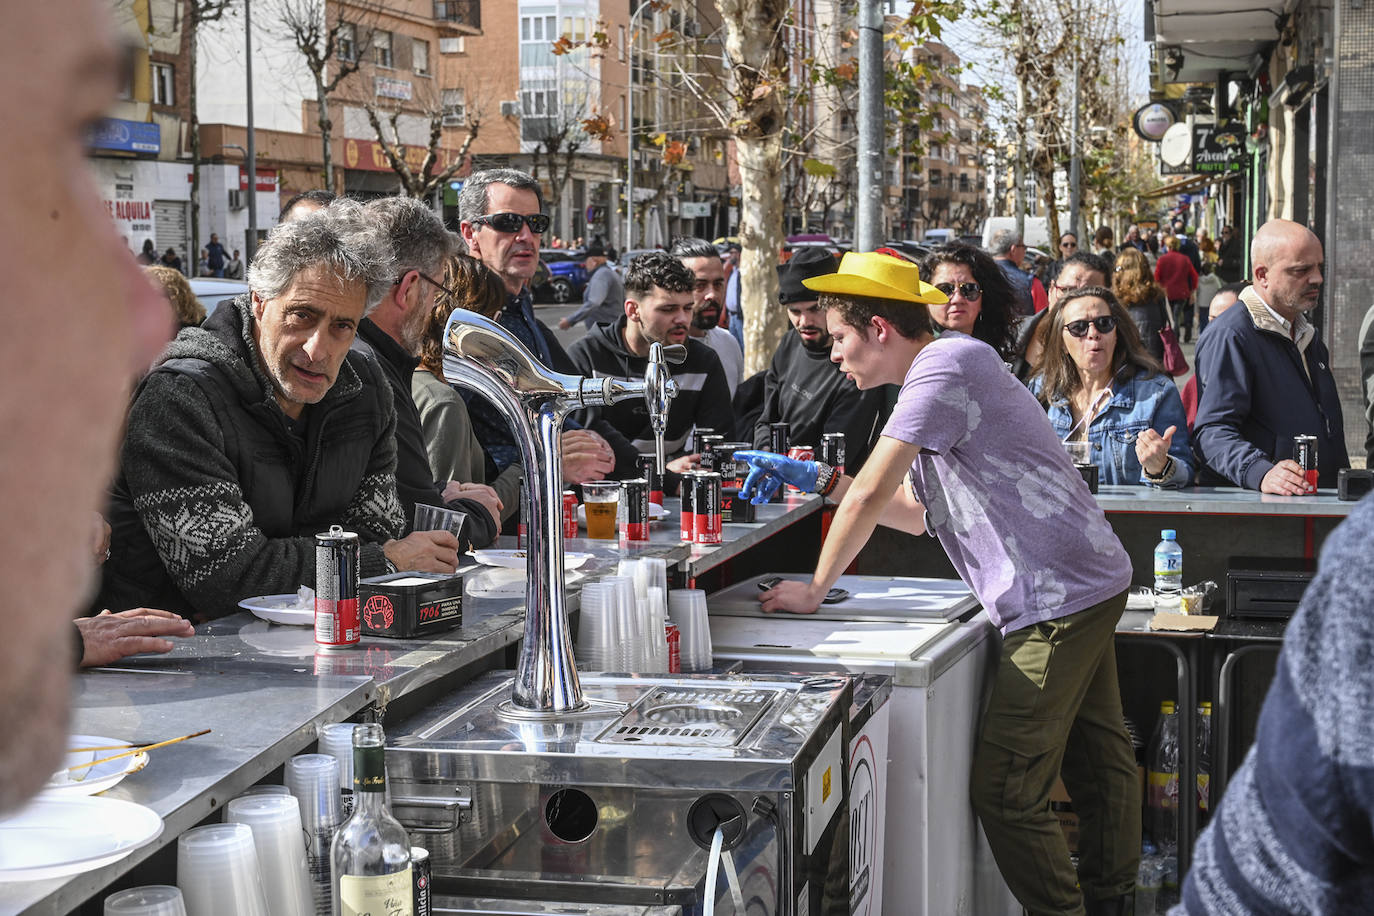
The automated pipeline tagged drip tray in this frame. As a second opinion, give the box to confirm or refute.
[595,685,783,747]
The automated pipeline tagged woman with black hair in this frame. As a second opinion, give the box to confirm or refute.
[919,244,1019,360]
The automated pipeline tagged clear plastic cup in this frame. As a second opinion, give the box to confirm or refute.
[581,481,619,540]
[104,886,187,916]
[284,754,340,914]
[412,503,468,538]
[576,583,615,669]
[1064,440,1092,465]
[176,824,269,916]
[318,722,358,816]
[669,589,712,672]
[224,794,314,916]
[236,784,291,797]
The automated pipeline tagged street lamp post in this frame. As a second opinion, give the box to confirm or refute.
[624,1,659,252]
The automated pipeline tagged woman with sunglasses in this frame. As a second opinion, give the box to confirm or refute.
[1112,247,1167,362]
[1030,287,1194,488]
[919,244,1019,360]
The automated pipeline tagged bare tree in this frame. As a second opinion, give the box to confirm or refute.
[526,85,599,238]
[275,0,379,193]
[188,0,235,276]
[362,95,482,199]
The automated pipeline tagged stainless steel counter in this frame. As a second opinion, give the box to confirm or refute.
[1095,484,1355,517]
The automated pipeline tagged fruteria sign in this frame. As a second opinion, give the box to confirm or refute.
[1192,123,1246,174]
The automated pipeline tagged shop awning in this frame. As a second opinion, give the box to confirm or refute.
[1141,174,1218,199]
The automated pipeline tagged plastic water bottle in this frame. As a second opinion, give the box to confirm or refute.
[1153,529,1183,612]
[1135,844,1163,916]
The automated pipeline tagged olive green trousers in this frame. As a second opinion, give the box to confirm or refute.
[971,591,1140,916]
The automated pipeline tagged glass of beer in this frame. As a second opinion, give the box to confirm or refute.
[582,481,619,539]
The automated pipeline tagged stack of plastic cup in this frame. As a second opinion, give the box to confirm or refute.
[576,581,617,670]
[225,793,315,916]
[284,754,341,916]
[317,723,358,818]
[642,557,668,599]
[603,576,639,671]
[668,589,712,672]
[645,585,669,672]
[176,824,269,916]
[236,785,292,798]
[104,886,187,916]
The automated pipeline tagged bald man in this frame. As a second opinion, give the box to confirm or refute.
[1193,219,1348,493]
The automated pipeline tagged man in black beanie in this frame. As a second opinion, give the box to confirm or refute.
[751,247,887,473]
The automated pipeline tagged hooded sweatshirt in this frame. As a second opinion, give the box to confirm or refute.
[567,316,735,475]
[100,296,405,620]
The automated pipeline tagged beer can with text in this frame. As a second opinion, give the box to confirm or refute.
[821,432,847,477]
[769,422,791,455]
[620,478,650,542]
[665,623,681,674]
[562,490,579,539]
[679,471,696,541]
[719,442,753,488]
[1294,434,1319,493]
[786,445,815,494]
[691,427,717,455]
[314,525,360,649]
[637,453,664,505]
[411,846,431,916]
[698,435,726,473]
[693,471,723,545]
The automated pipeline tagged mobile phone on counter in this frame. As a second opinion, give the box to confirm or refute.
[758,577,848,604]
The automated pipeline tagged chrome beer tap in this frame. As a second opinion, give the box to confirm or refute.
[441,308,681,714]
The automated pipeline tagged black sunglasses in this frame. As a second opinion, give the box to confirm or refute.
[1060,241,1078,249]
[1064,315,1118,337]
[471,211,551,234]
[933,281,982,301]
[395,269,459,300]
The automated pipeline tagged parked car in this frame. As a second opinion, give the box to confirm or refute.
[880,240,932,262]
[613,248,664,278]
[533,249,588,303]
[189,277,250,320]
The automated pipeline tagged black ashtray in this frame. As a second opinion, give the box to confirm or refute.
[360,571,463,638]
[1075,463,1099,494]
[721,486,757,523]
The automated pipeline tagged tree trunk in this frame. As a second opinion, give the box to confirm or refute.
[318,75,334,193]
[734,136,787,376]
[189,2,201,275]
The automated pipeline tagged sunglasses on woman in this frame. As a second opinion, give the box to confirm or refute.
[1063,315,1118,337]
[933,281,982,301]
[471,211,551,234]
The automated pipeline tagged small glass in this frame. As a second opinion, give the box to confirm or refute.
[412,503,467,538]
[581,481,619,540]
[1064,440,1092,465]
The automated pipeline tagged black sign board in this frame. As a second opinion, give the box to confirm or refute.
[1191,123,1246,174]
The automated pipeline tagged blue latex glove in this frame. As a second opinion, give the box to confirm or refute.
[735,450,822,504]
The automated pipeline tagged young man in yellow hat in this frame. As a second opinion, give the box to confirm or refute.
[737,250,1140,916]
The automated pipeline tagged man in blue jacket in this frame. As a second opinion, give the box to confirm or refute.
[1193,219,1348,493]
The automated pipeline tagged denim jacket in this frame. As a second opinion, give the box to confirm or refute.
[1029,369,1194,487]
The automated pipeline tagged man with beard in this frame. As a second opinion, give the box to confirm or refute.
[670,237,743,396]
[752,247,885,473]
[351,196,501,546]
[567,251,734,474]
[1194,219,1348,492]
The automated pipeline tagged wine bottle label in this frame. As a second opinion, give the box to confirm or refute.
[353,746,386,793]
[339,867,413,916]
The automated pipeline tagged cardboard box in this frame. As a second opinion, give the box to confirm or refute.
[360,572,462,638]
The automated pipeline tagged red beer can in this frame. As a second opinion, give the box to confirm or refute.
[821,432,846,477]
[562,490,579,539]
[619,478,650,542]
[665,623,681,674]
[698,435,726,473]
[786,445,814,493]
[693,471,723,545]
[637,453,664,506]
[679,471,696,541]
[315,525,360,650]
[1293,434,1318,493]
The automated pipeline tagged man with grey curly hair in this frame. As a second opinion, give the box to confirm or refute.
[100,201,461,620]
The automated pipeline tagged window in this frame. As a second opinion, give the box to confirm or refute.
[439,37,465,54]
[959,174,971,193]
[619,25,626,61]
[337,23,357,62]
[151,62,175,106]
[442,88,466,126]
[521,14,556,41]
[413,39,429,76]
[619,93,627,127]
[929,171,942,188]
[373,30,393,68]
[522,88,557,117]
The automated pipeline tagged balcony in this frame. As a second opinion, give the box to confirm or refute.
[434,0,480,33]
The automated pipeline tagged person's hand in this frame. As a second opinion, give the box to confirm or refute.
[1135,426,1175,477]
[758,580,824,615]
[75,608,195,668]
[557,317,572,331]
[91,512,111,566]
[561,430,615,483]
[383,531,460,573]
[735,450,821,504]
[442,480,503,523]
[1260,459,1313,496]
[666,453,699,474]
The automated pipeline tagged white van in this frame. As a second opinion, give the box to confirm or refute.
[922,228,958,245]
[980,217,1051,251]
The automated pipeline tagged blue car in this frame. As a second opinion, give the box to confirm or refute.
[534,249,588,303]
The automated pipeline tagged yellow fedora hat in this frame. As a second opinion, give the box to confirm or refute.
[802,250,948,304]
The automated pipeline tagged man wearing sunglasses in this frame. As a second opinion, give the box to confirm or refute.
[351,196,502,554]
[457,169,617,489]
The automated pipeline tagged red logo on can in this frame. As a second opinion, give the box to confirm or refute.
[562,491,579,539]
[665,623,681,674]
[315,596,359,649]
[362,594,395,631]
[786,446,814,493]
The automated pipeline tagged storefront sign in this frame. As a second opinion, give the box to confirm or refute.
[238,166,279,192]
[375,77,413,101]
[1159,122,1193,176]
[1191,123,1246,174]
[88,118,161,154]
[680,201,712,219]
[342,137,463,174]
[1132,102,1177,143]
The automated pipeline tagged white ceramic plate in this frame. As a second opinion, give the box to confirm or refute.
[0,795,163,881]
[575,503,667,527]
[42,735,149,797]
[239,593,314,626]
[237,620,317,657]
[470,549,593,570]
